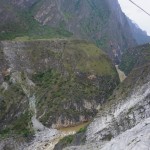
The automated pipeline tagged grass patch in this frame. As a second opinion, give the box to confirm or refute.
[77,127,87,133]
[60,135,74,145]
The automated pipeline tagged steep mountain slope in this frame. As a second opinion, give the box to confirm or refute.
[0,39,119,143]
[34,0,134,47]
[119,43,150,75]
[0,0,137,59]
[128,18,150,45]
[0,1,150,150]
[33,0,136,50]
[59,61,150,150]
[0,0,72,40]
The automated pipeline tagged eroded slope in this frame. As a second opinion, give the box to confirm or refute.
[0,39,119,140]
[61,63,150,150]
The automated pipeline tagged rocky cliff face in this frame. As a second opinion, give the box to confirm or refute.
[0,1,150,150]
[61,62,150,150]
[0,39,119,139]
[0,0,72,41]
[29,0,137,58]
[0,0,138,60]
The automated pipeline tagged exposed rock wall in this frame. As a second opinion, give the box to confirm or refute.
[33,0,136,57]
[0,39,119,133]
[0,0,138,60]
[64,118,150,150]
[63,64,150,150]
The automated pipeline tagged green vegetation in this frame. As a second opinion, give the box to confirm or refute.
[77,126,87,134]
[80,0,110,48]
[32,69,100,125]
[4,75,10,82]
[75,0,81,9]
[0,20,72,41]
[32,69,60,87]
[119,52,135,75]
[12,111,32,136]
[0,110,33,138]
[0,6,72,41]
[64,41,117,76]
[60,135,74,145]
[24,40,119,126]
[63,12,73,20]
[54,134,75,150]
[119,44,150,75]
[0,39,119,138]
[87,0,110,20]
[96,36,109,50]
[0,83,33,138]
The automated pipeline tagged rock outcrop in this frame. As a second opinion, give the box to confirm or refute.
[0,0,139,60]
[0,39,119,138]
[59,63,150,150]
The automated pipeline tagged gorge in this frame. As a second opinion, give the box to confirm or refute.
[0,0,150,150]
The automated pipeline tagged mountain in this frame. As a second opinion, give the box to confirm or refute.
[33,0,136,49]
[0,0,137,59]
[55,61,150,150]
[0,1,150,150]
[0,39,119,149]
[128,18,150,45]
[119,43,150,75]
[0,0,72,40]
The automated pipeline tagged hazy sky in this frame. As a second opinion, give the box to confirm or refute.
[118,0,150,35]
